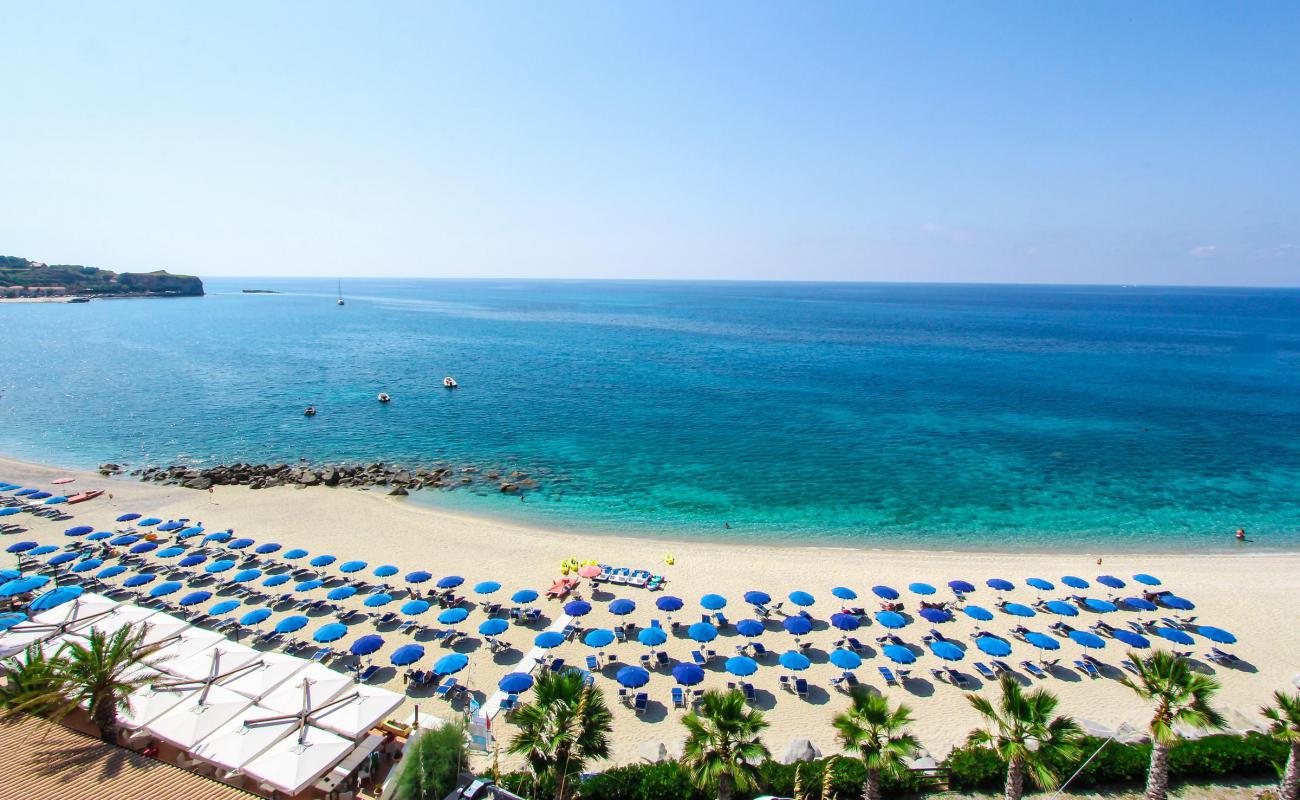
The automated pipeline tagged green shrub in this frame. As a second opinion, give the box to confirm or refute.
[579,761,704,800]
[1169,733,1287,780]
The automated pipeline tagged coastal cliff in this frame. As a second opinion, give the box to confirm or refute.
[0,255,204,298]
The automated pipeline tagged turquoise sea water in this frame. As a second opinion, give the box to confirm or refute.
[1,279,1297,551]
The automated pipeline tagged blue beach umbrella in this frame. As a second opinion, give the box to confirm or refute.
[778,651,811,671]
[157,521,184,532]
[48,552,78,567]
[609,599,637,616]
[882,644,917,664]
[179,554,207,568]
[262,574,291,587]
[673,663,706,685]
[30,545,59,556]
[478,618,509,636]
[364,593,394,608]
[473,581,501,594]
[116,513,141,522]
[64,525,94,537]
[294,579,324,592]
[433,651,469,675]
[391,644,425,666]
[210,600,241,616]
[1002,603,1036,618]
[283,548,309,560]
[256,543,282,554]
[227,538,255,550]
[656,596,684,612]
[1068,630,1106,649]
[1195,626,1236,644]
[1121,597,1158,611]
[96,565,126,580]
[1061,576,1089,589]
[130,542,158,554]
[177,527,205,539]
[110,535,139,546]
[123,573,158,587]
[150,581,183,597]
[831,586,858,600]
[830,649,862,669]
[908,582,936,596]
[688,622,719,642]
[637,627,668,646]
[1160,595,1195,611]
[155,546,186,559]
[314,623,347,643]
[782,616,813,636]
[0,613,27,631]
[28,492,51,500]
[436,575,463,589]
[0,508,16,518]
[874,611,906,629]
[700,593,727,610]
[949,580,976,594]
[974,636,1012,657]
[351,634,385,656]
[1152,627,1194,645]
[1081,598,1118,613]
[232,569,262,583]
[374,565,398,578]
[5,541,37,553]
[511,589,538,604]
[0,576,49,596]
[1111,630,1151,648]
[743,590,771,605]
[1023,631,1061,651]
[0,570,17,581]
[499,672,533,693]
[583,628,615,648]
[919,608,952,623]
[1044,600,1079,617]
[929,641,964,661]
[71,558,103,573]
[401,600,431,616]
[179,591,212,606]
[276,615,309,633]
[963,605,995,621]
[203,531,231,543]
[986,578,1015,591]
[340,560,368,574]
[830,613,860,631]
[1133,573,1161,586]
[240,608,272,626]
[43,496,69,505]
[735,619,765,638]
[564,601,592,617]
[535,631,565,649]
[87,531,113,541]
[788,591,815,607]
[617,666,650,688]
[405,570,431,584]
[309,555,336,567]
[438,608,469,624]
[726,656,759,676]
[205,560,236,573]
[328,586,357,601]
[1097,575,1126,589]
[28,586,83,611]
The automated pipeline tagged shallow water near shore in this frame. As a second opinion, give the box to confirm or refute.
[2,278,1298,551]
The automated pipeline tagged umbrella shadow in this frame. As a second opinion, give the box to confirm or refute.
[803,648,829,665]
[902,677,936,697]
[636,699,669,723]
[450,638,480,654]
[493,649,523,666]
[801,684,833,706]
[1046,664,1083,682]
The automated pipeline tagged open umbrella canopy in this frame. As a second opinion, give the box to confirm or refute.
[511,589,538,604]
[391,644,425,665]
[309,555,336,567]
[1120,597,1158,611]
[275,615,309,633]
[919,608,952,623]
[473,581,501,594]
[1133,573,1161,586]
[255,543,282,554]
[96,565,126,580]
[788,591,815,607]
[150,581,183,597]
[743,590,771,605]
[948,580,976,594]
[1023,631,1061,651]
[130,542,159,554]
[5,541,37,553]
[673,662,706,685]
[564,601,592,617]
[0,613,27,631]
[1044,600,1079,617]
[689,622,719,642]
[1002,603,1036,618]
[875,611,907,629]
[1069,630,1107,649]
[0,570,16,581]
[1152,627,1195,645]
[109,535,139,546]
[1159,595,1195,611]
[830,649,862,669]
[583,628,615,648]
[71,558,103,573]
[283,548,309,559]
[656,596,684,612]
[205,560,236,573]
[577,565,603,579]
[778,651,810,671]
[617,666,651,687]
[28,586,84,611]
[294,579,324,592]
[373,565,398,578]
[882,644,917,664]
[700,593,727,610]
[831,587,858,600]
[974,636,1012,657]
[436,575,463,589]
[929,641,964,661]
[178,554,208,568]
[227,538,255,549]
[64,525,94,537]
[123,573,158,587]
[726,656,759,676]
[0,576,49,596]
[313,623,348,643]
[203,531,232,543]
[1081,598,1118,613]
[210,600,241,616]
[986,578,1016,591]
[327,586,357,601]
[735,619,765,637]
[240,608,272,626]
[478,618,509,636]
[351,634,385,656]
[830,613,860,631]
[340,560,367,574]
[48,552,78,567]
[137,517,162,526]
[116,513,142,522]
[908,582,936,596]
[782,616,813,636]
[177,527,204,539]
[157,521,184,531]
[155,546,186,559]
[1061,575,1089,589]
[262,574,290,587]
[637,627,668,646]
[437,608,469,624]
[1195,626,1236,644]
[405,571,431,584]
[535,632,565,649]
[87,531,113,541]
[400,600,430,616]
[44,496,68,505]
[499,672,533,693]
[962,605,995,621]
[431,653,467,671]
[0,508,16,518]
[1111,630,1151,648]
[609,599,637,616]
[1097,575,1126,589]
[230,568,261,583]
[179,591,213,606]
[29,545,59,556]
[363,593,394,608]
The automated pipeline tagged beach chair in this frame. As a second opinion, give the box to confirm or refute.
[1074,660,1100,679]
[561,623,577,640]
[375,611,398,626]
[617,687,630,705]
[614,625,627,643]
[634,692,648,715]
[974,662,998,680]
[639,653,653,668]
[398,620,417,634]
[671,687,686,708]
[1209,647,1242,666]
[549,658,566,673]
[713,612,728,628]
[500,694,518,713]
[691,650,706,666]
[585,655,600,671]
[795,678,809,699]
[655,651,671,669]
[845,637,866,653]
[831,671,859,691]
[796,638,812,652]
[946,668,973,689]
[753,603,771,617]
[1020,660,1048,679]
[992,660,1013,674]
[629,570,650,588]
[778,674,791,692]
[358,664,380,683]
[876,665,898,685]
[435,677,458,699]
[310,647,332,662]
[1121,657,1141,675]
[741,682,757,703]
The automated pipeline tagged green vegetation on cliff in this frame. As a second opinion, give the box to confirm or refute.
[0,255,204,297]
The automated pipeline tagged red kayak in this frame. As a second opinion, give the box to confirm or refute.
[66,490,104,504]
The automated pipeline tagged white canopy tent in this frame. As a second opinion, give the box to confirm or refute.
[241,724,354,797]
[0,593,120,657]
[259,663,354,716]
[217,651,307,702]
[187,703,289,772]
[136,613,197,647]
[145,683,253,750]
[310,684,403,741]
[168,644,261,681]
[117,671,193,730]
[147,627,226,670]
[66,603,157,640]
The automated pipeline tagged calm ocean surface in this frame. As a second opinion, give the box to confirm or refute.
[2,279,1298,551]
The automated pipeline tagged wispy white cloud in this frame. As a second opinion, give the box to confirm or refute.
[1189,244,1218,258]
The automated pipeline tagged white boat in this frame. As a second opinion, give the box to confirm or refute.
[443,377,458,389]
[377,393,391,403]
[336,281,345,306]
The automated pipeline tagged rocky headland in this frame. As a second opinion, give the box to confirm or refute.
[99,461,541,496]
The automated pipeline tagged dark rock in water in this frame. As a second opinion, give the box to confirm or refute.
[388,486,408,496]
[500,483,518,493]
[184,477,213,490]
[320,467,338,486]
[297,470,321,487]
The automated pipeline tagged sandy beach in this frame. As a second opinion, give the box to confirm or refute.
[3,453,1297,771]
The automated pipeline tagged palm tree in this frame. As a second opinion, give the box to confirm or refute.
[680,688,771,800]
[391,719,469,800]
[832,688,921,800]
[0,642,71,717]
[966,673,1082,800]
[1261,690,1300,800]
[56,626,165,742]
[506,669,613,800]
[1122,649,1225,800]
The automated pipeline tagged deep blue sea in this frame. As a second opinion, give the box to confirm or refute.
[2,279,1298,551]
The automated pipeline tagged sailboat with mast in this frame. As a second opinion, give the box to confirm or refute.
[336,281,345,306]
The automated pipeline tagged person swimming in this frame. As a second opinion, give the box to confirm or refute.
[1236,527,1246,541]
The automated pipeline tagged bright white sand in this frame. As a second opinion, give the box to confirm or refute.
[3,454,1297,771]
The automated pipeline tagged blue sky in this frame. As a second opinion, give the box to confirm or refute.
[2,2,1297,284]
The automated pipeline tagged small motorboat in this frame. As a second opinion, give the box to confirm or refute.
[377,393,391,403]
[67,490,104,505]
[443,377,458,389]
[304,406,317,416]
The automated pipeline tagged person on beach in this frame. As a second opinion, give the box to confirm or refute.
[1236,527,1247,542]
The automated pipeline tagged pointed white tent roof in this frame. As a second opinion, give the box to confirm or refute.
[241,724,353,797]
[148,627,225,670]
[217,651,307,702]
[0,594,120,657]
[168,643,261,682]
[67,604,157,640]
[310,684,403,741]
[145,683,253,749]
[136,613,196,647]
[188,703,290,771]
[117,673,193,730]
[31,593,119,626]
[259,664,353,716]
